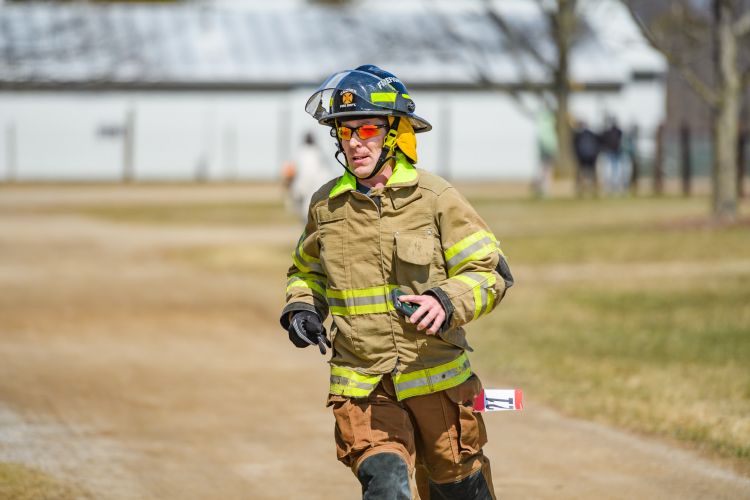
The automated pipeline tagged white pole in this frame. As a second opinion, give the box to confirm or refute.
[5,122,17,182]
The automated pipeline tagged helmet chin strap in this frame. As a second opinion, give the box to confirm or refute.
[333,117,401,181]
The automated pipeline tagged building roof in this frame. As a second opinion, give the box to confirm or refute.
[0,0,665,91]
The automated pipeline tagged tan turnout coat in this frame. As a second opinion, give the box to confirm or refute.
[281,153,513,395]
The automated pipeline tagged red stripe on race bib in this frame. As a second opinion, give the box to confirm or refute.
[473,389,486,412]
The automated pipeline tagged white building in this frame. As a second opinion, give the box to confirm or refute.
[0,0,666,182]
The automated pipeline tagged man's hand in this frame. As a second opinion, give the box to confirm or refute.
[288,311,331,355]
[396,294,446,335]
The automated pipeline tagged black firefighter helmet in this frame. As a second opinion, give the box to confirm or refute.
[305,65,431,133]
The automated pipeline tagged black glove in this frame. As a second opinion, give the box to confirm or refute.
[288,311,331,355]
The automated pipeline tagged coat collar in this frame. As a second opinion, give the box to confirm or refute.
[328,151,419,199]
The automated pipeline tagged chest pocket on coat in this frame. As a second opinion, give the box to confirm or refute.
[394,231,433,290]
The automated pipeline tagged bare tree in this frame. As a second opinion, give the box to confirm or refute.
[624,0,750,221]
[550,0,578,179]
[487,0,579,178]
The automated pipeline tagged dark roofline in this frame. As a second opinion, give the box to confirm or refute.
[0,80,623,92]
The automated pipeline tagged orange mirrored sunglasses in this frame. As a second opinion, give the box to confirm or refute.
[336,123,388,141]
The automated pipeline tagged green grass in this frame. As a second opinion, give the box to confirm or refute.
[0,462,89,499]
[505,223,750,264]
[467,193,750,470]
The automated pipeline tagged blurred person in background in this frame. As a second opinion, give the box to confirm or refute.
[573,119,600,197]
[279,65,514,499]
[286,131,334,223]
[531,109,557,198]
[280,159,297,214]
[599,117,627,194]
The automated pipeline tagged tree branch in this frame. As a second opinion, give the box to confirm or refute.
[484,1,555,72]
[506,87,551,120]
[733,10,750,38]
[680,66,722,108]
[479,0,556,118]
[623,2,720,107]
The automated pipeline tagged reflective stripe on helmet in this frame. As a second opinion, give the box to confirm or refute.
[327,284,399,316]
[393,352,472,400]
[370,92,397,103]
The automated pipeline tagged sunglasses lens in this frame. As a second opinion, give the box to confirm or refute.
[337,127,352,140]
[357,125,380,139]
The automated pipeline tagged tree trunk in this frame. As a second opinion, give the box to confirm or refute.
[629,125,640,195]
[554,86,576,178]
[680,121,692,196]
[653,123,665,196]
[552,0,577,178]
[739,124,747,198]
[712,0,739,220]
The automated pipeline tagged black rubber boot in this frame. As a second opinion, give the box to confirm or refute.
[356,452,411,500]
[428,469,493,500]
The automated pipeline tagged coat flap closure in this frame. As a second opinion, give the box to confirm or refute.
[317,202,346,223]
[395,232,433,265]
[389,188,423,210]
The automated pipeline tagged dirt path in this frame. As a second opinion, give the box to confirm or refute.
[0,186,748,499]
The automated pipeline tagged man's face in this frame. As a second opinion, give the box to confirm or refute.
[338,117,388,178]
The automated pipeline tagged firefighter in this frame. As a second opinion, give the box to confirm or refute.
[280,65,513,499]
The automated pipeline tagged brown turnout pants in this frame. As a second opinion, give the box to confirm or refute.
[327,374,496,499]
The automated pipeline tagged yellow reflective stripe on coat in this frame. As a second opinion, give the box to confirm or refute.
[393,352,472,401]
[329,366,382,398]
[453,272,496,320]
[327,284,399,316]
[286,273,326,298]
[329,353,471,401]
[444,230,499,277]
[292,235,322,274]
